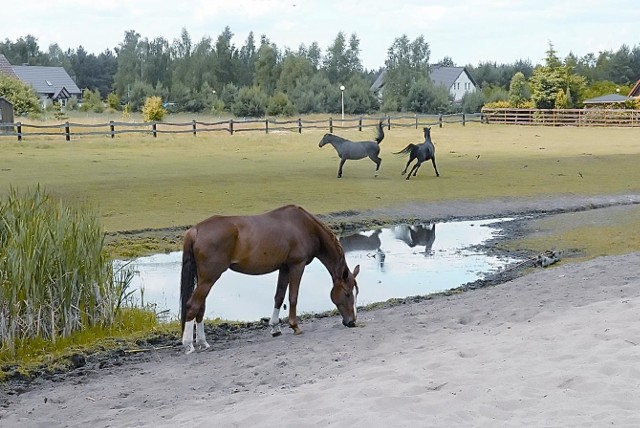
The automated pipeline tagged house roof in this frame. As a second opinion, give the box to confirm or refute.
[628,80,640,97]
[370,66,478,92]
[11,65,81,96]
[0,54,18,79]
[582,93,630,104]
[430,66,478,89]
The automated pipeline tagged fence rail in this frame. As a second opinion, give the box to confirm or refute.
[0,113,484,142]
[482,108,640,127]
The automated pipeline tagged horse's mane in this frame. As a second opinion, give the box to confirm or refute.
[297,206,346,265]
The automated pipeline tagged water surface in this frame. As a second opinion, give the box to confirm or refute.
[123,218,517,322]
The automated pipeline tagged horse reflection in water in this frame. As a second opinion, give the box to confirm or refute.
[393,223,437,255]
[339,229,386,269]
[180,205,360,354]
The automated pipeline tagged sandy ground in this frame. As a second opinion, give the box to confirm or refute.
[2,195,640,427]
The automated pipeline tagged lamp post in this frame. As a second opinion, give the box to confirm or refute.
[340,85,345,123]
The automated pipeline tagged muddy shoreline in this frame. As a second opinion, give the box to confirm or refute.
[2,193,640,402]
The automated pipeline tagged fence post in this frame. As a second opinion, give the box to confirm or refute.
[17,122,22,142]
[462,113,466,126]
[438,114,443,128]
[329,117,333,133]
[359,117,363,131]
[110,120,115,138]
[229,119,234,135]
[386,115,391,130]
[298,118,302,133]
[65,121,70,141]
[415,114,418,129]
[265,119,269,134]
[192,120,197,136]
[152,122,157,138]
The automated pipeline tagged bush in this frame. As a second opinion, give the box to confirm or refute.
[0,74,41,116]
[142,96,166,122]
[232,86,268,117]
[266,92,295,116]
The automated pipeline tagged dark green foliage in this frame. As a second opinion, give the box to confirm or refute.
[232,86,268,117]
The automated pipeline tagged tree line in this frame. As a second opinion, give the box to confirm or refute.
[2,28,640,118]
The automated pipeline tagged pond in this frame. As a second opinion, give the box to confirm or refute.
[120,218,518,322]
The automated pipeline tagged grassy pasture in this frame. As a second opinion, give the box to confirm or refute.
[1,121,640,260]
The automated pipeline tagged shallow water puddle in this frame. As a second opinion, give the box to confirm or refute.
[122,218,517,322]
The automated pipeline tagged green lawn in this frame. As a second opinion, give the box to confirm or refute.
[2,123,639,232]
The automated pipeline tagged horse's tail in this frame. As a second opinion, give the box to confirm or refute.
[180,228,197,333]
[375,120,385,144]
[394,144,415,155]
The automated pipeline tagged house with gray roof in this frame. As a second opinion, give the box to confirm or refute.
[370,66,478,103]
[0,54,81,108]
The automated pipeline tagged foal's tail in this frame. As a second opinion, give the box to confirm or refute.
[180,228,197,333]
[394,144,416,155]
[375,120,385,144]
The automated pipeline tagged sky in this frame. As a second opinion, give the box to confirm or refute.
[4,0,639,70]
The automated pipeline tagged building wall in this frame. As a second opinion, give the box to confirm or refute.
[450,72,476,102]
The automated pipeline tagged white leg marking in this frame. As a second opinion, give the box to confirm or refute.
[182,320,195,355]
[195,321,210,351]
[270,308,282,336]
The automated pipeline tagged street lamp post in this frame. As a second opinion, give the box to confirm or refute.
[340,85,345,123]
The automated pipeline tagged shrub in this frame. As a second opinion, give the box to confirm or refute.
[142,96,166,122]
[232,86,268,117]
[266,92,295,116]
[0,74,41,116]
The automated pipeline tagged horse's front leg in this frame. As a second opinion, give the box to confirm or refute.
[286,264,306,335]
[431,157,440,177]
[270,268,290,337]
[337,158,346,178]
[182,274,220,354]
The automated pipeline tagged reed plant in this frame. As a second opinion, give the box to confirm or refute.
[0,186,120,355]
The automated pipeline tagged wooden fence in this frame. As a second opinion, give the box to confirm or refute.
[482,107,640,127]
[0,113,483,142]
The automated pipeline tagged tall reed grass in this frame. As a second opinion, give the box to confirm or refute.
[0,186,120,354]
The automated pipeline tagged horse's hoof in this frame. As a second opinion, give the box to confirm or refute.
[271,331,282,337]
[184,344,195,355]
[196,341,211,351]
[293,327,303,335]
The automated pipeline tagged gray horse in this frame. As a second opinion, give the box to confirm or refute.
[395,127,440,180]
[319,121,384,178]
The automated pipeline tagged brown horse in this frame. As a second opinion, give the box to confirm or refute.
[180,205,360,354]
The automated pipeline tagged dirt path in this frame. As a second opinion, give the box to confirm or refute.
[2,193,640,427]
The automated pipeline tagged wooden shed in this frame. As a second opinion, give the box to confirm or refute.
[0,96,14,125]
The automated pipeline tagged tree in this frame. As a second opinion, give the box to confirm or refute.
[382,35,431,111]
[0,74,41,116]
[113,30,143,99]
[142,96,166,121]
[402,77,450,113]
[508,72,529,107]
[554,89,568,109]
[530,42,585,109]
[254,40,280,96]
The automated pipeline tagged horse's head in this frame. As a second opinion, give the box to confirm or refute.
[318,133,332,147]
[423,127,431,140]
[330,264,360,327]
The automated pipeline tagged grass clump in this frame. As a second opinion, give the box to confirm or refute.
[0,186,136,358]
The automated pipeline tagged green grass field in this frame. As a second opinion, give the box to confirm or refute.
[2,122,639,232]
[2,120,640,261]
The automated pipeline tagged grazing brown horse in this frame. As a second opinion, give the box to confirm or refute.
[180,205,360,354]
